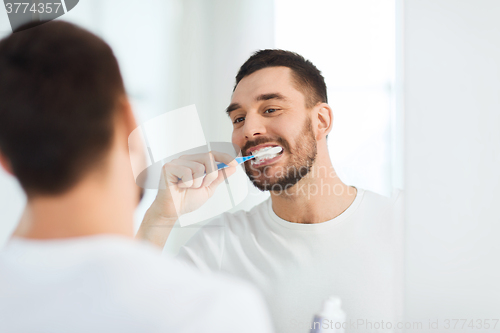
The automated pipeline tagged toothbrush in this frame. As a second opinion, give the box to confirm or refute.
[177,146,283,181]
[216,146,283,170]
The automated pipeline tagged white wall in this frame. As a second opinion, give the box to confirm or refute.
[404,0,500,324]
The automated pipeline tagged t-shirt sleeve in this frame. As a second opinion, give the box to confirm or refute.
[176,217,226,272]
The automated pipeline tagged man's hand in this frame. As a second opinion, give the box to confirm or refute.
[136,151,238,248]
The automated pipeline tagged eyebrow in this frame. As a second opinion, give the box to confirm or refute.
[226,93,288,115]
[256,92,288,102]
[226,103,241,114]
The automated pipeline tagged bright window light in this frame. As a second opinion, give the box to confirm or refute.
[275,0,396,196]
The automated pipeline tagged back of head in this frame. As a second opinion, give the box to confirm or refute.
[0,21,125,197]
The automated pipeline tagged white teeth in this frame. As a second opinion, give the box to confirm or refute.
[252,146,272,155]
[251,152,280,165]
[249,146,283,166]
[252,146,282,156]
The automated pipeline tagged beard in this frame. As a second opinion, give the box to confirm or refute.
[243,117,317,193]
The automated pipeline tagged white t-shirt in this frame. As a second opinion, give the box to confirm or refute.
[177,188,404,333]
[0,235,274,333]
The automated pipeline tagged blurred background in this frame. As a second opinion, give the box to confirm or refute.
[1,0,499,330]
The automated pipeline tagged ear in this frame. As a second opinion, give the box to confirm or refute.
[0,150,14,176]
[114,96,139,146]
[120,96,138,136]
[314,103,333,140]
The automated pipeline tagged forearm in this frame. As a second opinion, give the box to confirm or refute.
[136,208,177,249]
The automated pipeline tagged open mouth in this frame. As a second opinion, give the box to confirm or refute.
[247,144,284,167]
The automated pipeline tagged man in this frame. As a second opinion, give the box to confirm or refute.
[0,21,273,333]
[138,50,403,333]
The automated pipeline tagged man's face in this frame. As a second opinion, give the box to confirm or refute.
[228,67,317,192]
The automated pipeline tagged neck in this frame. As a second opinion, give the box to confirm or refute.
[13,156,136,240]
[270,153,357,224]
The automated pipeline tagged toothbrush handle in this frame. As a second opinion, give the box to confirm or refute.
[216,156,254,170]
[216,162,229,170]
[178,156,254,181]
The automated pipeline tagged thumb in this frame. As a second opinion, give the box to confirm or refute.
[207,165,237,193]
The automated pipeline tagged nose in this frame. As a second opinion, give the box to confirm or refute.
[243,114,266,139]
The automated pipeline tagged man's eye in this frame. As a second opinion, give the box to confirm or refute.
[264,108,277,114]
[233,117,245,124]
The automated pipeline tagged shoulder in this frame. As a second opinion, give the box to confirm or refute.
[354,188,404,235]
[0,236,270,332]
[351,187,403,225]
[93,239,269,329]
[127,241,273,332]
[182,198,270,239]
[176,199,270,269]
[86,237,209,286]
[359,187,403,212]
[203,198,270,236]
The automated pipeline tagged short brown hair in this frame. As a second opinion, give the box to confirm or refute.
[0,21,125,196]
[234,49,328,108]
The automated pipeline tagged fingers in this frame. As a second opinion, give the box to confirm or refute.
[163,151,237,189]
[162,162,193,188]
[222,164,237,178]
[178,152,217,188]
[169,159,205,188]
[211,151,238,167]
[207,165,237,193]
[201,152,219,187]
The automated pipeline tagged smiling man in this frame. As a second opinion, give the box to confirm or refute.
[138,50,403,333]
